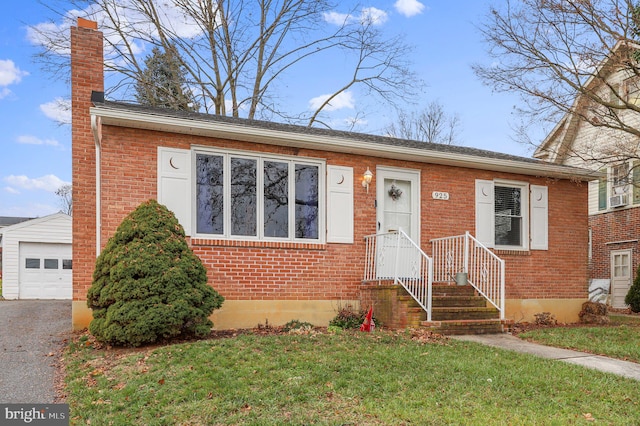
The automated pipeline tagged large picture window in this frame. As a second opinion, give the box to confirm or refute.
[196,150,323,241]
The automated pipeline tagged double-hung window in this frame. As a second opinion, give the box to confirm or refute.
[195,150,323,241]
[494,184,524,247]
[476,180,547,250]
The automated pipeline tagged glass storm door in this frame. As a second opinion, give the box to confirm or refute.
[611,250,632,308]
[376,167,420,279]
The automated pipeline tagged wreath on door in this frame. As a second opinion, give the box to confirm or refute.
[388,182,403,201]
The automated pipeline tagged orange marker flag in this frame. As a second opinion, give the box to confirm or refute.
[360,306,375,332]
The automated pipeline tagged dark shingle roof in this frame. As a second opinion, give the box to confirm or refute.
[97,100,542,165]
[0,216,34,228]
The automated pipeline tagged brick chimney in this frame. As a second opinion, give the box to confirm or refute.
[71,18,103,329]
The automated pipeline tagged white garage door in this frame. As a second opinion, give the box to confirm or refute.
[19,242,72,299]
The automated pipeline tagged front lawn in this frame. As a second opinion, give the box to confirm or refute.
[517,314,640,363]
[64,329,639,425]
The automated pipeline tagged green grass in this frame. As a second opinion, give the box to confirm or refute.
[64,330,640,425]
[519,315,640,363]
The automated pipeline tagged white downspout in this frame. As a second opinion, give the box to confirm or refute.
[91,114,102,255]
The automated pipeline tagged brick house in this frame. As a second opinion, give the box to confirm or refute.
[71,19,596,332]
[535,41,640,309]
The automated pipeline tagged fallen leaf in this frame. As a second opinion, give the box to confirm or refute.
[158,378,165,385]
[583,413,595,421]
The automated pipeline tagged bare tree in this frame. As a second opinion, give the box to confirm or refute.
[474,0,640,166]
[30,0,418,126]
[386,101,461,144]
[56,184,73,215]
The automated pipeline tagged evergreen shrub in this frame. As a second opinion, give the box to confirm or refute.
[625,267,640,313]
[87,199,224,346]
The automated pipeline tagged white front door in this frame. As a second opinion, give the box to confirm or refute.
[376,167,420,278]
[611,249,632,308]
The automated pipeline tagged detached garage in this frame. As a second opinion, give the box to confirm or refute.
[0,213,72,299]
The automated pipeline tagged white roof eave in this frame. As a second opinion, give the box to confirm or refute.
[90,106,600,181]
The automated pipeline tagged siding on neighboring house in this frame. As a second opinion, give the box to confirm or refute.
[535,46,640,305]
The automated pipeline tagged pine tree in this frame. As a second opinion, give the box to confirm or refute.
[134,47,199,112]
[87,199,223,346]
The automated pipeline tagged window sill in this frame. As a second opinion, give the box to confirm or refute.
[493,249,531,256]
[189,237,326,250]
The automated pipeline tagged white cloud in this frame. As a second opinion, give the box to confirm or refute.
[0,88,11,100]
[394,0,426,18]
[17,135,63,148]
[4,186,20,194]
[0,60,28,99]
[324,8,388,26]
[361,7,388,25]
[40,98,72,125]
[0,59,29,86]
[323,11,350,25]
[309,91,355,112]
[28,0,204,62]
[4,174,69,193]
[26,21,73,55]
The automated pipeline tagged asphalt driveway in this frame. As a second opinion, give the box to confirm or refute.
[0,300,71,403]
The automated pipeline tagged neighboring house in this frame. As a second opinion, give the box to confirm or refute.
[0,213,72,299]
[535,42,640,309]
[0,216,34,280]
[71,18,596,331]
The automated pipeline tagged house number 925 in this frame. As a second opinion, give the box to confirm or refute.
[432,191,450,200]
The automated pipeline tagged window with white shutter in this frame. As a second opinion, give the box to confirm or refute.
[326,166,354,243]
[475,179,547,251]
[530,185,548,250]
[158,147,192,235]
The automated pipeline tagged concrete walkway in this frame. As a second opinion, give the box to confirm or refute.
[454,334,640,381]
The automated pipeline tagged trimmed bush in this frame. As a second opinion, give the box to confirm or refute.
[625,268,640,313]
[87,200,224,346]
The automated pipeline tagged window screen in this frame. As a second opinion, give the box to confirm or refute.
[495,186,522,246]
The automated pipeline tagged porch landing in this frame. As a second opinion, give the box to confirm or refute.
[360,283,513,335]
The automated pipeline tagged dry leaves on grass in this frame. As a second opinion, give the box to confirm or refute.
[408,329,449,345]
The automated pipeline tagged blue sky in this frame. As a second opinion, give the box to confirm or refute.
[0,0,535,218]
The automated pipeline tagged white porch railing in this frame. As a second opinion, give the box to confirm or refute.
[431,231,505,319]
[363,230,434,321]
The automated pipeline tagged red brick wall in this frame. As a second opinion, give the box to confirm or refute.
[84,123,589,303]
[589,207,640,281]
[71,20,103,301]
[71,21,589,308]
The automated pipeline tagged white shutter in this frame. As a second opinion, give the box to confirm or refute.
[530,185,548,250]
[326,165,354,243]
[158,147,192,235]
[475,179,495,247]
